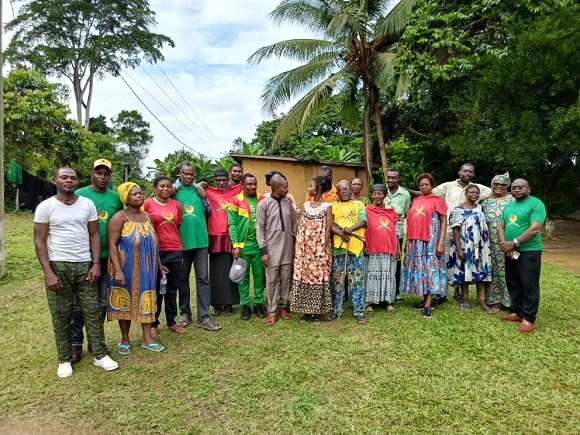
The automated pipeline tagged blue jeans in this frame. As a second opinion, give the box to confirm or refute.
[71,262,108,347]
[181,248,211,321]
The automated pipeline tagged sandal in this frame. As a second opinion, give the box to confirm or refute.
[178,315,192,328]
[299,314,312,324]
[460,302,470,311]
[312,317,322,326]
[357,316,367,325]
[324,313,339,322]
[141,341,164,352]
[196,318,222,331]
[168,324,186,334]
[266,315,278,326]
[117,343,131,355]
[279,308,290,320]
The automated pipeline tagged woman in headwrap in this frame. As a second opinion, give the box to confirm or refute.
[364,184,399,311]
[480,173,514,313]
[107,182,168,354]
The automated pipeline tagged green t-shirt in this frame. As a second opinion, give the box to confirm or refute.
[503,195,546,251]
[175,185,209,250]
[75,186,123,258]
[246,195,258,242]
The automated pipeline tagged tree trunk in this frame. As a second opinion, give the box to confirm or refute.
[373,102,388,181]
[362,105,373,185]
[72,64,83,126]
[83,72,95,130]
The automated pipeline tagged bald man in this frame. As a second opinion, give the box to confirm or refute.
[256,173,297,325]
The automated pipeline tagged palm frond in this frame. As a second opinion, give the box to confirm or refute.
[370,51,397,90]
[393,72,410,103]
[247,39,338,65]
[334,72,363,129]
[273,66,360,145]
[325,3,369,42]
[269,0,337,35]
[374,0,417,39]
[260,50,344,114]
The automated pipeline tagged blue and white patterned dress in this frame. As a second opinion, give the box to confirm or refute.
[447,204,492,284]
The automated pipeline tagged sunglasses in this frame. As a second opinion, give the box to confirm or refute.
[492,183,508,187]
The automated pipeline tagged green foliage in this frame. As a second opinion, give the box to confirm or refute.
[3,67,84,176]
[5,0,174,127]
[111,110,153,179]
[249,0,416,176]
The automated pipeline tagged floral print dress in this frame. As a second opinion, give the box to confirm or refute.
[290,201,333,314]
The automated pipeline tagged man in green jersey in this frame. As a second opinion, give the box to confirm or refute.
[72,159,122,362]
[498,178,546,333]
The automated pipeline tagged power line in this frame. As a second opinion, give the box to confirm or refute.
[156,65,223,145]
[117,72,202,156]
[123,70,212,147]
[140,66,219,149]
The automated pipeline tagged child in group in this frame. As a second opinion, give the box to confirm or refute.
[448,185,492,310]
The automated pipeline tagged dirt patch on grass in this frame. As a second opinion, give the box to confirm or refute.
[543,220,580,275]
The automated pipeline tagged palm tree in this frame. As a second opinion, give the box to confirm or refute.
[248,0,416,180]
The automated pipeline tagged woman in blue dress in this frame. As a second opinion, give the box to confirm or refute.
[448,185,492,310]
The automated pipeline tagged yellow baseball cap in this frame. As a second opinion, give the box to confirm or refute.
[93,158,112,170]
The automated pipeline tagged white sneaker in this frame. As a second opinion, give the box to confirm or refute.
[57,362,73,378]
[93,355,119,371]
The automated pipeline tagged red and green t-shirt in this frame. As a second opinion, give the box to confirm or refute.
[143,198,183,252]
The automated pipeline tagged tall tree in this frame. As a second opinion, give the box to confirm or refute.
[248,0,416,180]
[5,0,174,129]
[111,110,153,179]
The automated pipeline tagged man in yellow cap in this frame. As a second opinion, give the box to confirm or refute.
[70,159,122,363]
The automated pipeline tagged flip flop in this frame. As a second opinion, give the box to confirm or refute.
[117,343,131,355]
[141,341,164,352]
[312,317,322,326]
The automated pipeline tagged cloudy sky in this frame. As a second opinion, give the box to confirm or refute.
[2,0,312,167]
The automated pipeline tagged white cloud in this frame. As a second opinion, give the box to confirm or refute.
[2,0,317,170]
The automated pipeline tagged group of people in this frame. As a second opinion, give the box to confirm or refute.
[34,159,546,378]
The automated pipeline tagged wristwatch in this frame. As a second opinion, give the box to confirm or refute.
[513,238,520,247]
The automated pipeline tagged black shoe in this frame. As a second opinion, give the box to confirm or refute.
[72,345,82,364]
[414,301,426,310]
[241,305,251,321]
[394,295,404,302]
[435,296,449,305]
[254,304,266,319]
[211,306,223,316]
[422,307,432,319]
[224,305,234,316]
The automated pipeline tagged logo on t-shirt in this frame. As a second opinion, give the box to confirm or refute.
[412,205,425,217]
[184,204,196,217]
[378,217,392,231]
[161,210,174,225]
[97,210,109,221]
[507,213,518,227]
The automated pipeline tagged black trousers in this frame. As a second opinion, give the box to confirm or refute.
[504,250,542,323]
[395,238,403,295]
[153,251,183,328]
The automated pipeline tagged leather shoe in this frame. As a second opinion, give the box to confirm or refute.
[224,305,234,316]
[241,305,252,321]
[519,319,535,333]
[211,306,223,316]
[254,304,266,319]
[279,308,290,320]
[72,345,82,364]
[500,313,523,322]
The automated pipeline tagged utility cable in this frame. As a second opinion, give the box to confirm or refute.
[123,70,212,147]
[156,65,223,145]
[117,72,203,156]
[140,66,219,148]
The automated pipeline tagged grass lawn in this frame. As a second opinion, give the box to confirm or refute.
[0,212,578,434]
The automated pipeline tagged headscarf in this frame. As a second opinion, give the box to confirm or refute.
[491,172,511,187]
[372,184,388,196]
[117,182,139,206]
